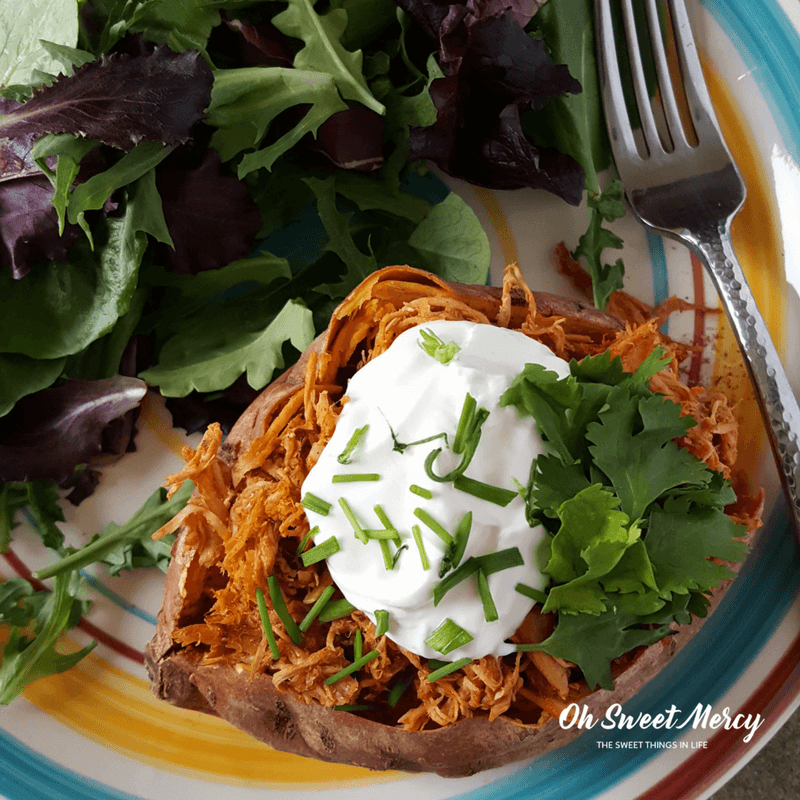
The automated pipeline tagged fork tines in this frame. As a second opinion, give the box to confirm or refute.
[596,0,721,164]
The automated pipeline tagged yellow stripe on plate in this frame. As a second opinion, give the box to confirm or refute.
[18,638,398,789]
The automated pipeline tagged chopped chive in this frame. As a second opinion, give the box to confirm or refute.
[373,504,395,531]
[427,659,450,671]
[256,587,280,660]
[387,673,414,707]
[411,524,430,570]
[354,629,363,661]
[338,497,368,543]
[332,473,381,483]
[325,649,379,685]
[432,559,479,606]
[296,526,318,555]
[515,583,548,604]
[364,528,401,540]
[475,546,524,575]
[424,618,473,655]
[427,657,472,682]
[333,704,375,712]
[409,484,433,499]
[413,507,453,545]
[299,585,336,632]
[301,493,331,516]
[375,609,390,636]
[453,393,477,455]
[300,536,340,566]
[450,511,472,569]
[378,539,394,570]
[433,547,524,606]
[318,597,357,622]
[267,575,304,646]
[338,425,368,464]
[453,475,517,507]
[418,328,460,364]
[477,569,498,622]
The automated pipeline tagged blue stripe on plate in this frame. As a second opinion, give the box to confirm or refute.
[78,571,158,626]
[705,0,800,163]
[647,231,670,333]
[0,728,144,800]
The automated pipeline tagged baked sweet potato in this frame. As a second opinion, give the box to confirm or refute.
[145,265,761,777]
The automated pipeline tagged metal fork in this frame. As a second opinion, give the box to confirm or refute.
[595,0,800,535]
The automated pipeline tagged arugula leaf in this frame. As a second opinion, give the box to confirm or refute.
[34,480,194,580]
[645,500,748,598]
[0,578,48,629]
[0,0,79,92]
[139,298,315,396]
[272,0,384,116]
[0,571,95,705]
[586,387,710,521]
[304,175,377,298]
[208,67,349,177]
[571,180,626,310]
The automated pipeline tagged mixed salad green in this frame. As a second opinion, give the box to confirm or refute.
[0,0,735,705]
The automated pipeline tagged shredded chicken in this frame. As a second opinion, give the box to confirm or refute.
[155,264,763,732]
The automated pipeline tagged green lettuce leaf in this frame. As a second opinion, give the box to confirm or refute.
[139,298,315,396]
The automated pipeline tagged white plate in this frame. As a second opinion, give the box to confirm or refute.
[2,1,800,798]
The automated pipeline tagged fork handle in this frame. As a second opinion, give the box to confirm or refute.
[689,225,800,532]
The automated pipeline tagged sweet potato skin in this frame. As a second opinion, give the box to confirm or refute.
[145,266,747,777]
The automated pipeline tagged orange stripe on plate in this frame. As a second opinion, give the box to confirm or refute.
[472,185,520,267]
[702,56,785,475]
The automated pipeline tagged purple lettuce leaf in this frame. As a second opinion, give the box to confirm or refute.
[396,0,585,200]
[222,14,296,68]
[0,132,82,279]
[154,148,262,274]
[0,45,213,152]
[0,376,147,484]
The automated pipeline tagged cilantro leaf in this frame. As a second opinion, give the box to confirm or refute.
[0,571,95,705]
[586,387,710,520]
[645,500,748,598]
[542,485,642,615]
[527,453,592,520]
[523,590,677,690]
[571,180,626,310]
[500,364,582,462]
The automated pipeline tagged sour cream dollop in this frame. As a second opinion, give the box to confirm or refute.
[300,320,571,661]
